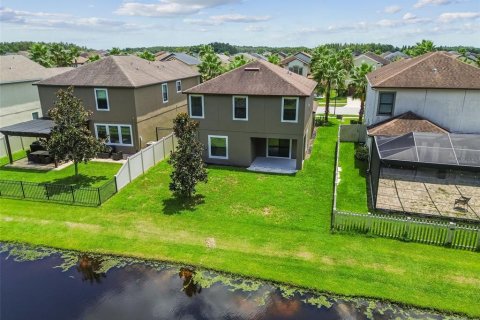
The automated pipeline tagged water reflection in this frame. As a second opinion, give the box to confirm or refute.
[179,267,202,297]
[77,255,107,284]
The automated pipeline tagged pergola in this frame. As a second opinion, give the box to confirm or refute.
[0,119,54,164]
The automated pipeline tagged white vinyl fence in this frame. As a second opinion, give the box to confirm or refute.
[0,136,38,158]
[115,133,177,191]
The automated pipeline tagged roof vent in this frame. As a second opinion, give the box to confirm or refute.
[244,67,260,71]
[432,67,438,73]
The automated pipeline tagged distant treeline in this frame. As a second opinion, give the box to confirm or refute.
[2,41,479,56]
[0,41,87,55]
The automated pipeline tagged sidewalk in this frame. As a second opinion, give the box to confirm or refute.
[316,97,360,116]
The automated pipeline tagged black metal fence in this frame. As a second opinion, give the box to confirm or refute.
[0,178,117,206]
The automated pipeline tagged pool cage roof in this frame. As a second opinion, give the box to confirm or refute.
[375,132,480,169]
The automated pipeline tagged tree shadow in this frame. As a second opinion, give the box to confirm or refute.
[162,194,205,215]
[47,174,108,188]
[179,267,202,297]
[207,164,298,178]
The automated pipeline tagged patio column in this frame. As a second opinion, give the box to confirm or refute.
[4,134,13,164]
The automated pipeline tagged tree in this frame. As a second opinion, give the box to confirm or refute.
[46,87,104,176]
[87,54,101,63]
[168,113,208,198]
[406,39,436,56]
[198,44,215,58]
[137,50,155,61]
[350,63,374,123]
[227,54,248,71]
[311,47,347,122]
[108,47,123,55]
[29,43,52,67]
[267,53,281,65]
[198,50,223,81]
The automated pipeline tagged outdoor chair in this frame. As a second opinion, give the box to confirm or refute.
[454,196,471,211]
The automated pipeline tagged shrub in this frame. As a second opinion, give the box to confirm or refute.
[355,145,369,161]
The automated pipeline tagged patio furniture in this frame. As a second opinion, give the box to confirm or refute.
[30,141,45,152]
[454,196,471,211]
[30,150,53,164]
[112,151,123,161]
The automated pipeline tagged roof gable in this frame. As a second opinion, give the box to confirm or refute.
[356,52,390,66]
[184,60,317,96]
[368,111,449,136]
[367,51,480,89]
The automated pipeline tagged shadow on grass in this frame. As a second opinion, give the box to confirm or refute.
[0,166,48,174]
[47,174,108,188]
[162,194,205,215]
[206,164,297,178]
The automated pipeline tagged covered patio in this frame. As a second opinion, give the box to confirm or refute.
[0,119,54,165]
[247,157,297,174]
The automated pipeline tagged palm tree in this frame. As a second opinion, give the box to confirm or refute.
[198,53,223,81]
[198,44,215,58]
[267,53,281,65]
[311,47,347,122]
[407,39,436,56]
[350,63,374,123]
[227,54,248,71]
[137,50,155,61]
[29,43,52,67]
[337,48,354,73]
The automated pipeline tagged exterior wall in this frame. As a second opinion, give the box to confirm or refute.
[38,85,137,153]
[0,82,43,131]
[134,76,200,148]
[190,94,314,169]
[354,55,383,70]
[365,84,480,134]
[286,59,310,77]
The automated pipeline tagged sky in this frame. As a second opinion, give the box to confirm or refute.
[0,0,479,49]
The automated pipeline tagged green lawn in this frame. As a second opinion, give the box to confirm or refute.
[336,142,369,213]
[1,122,479,317]
[0,154,121,187]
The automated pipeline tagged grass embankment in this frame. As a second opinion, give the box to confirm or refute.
[0,122,479,317]
[0,154,121,187]
[336,142,369,213]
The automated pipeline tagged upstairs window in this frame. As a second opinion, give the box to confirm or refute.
[233,96,248,120]
[282,97,299,123]
[378,92,395,115]
[176,80,182,93]
[95,89,109,111]
[189,95,204,119]
[162,83,168,103]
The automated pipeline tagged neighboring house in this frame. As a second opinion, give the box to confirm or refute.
[280,52,312,77]
[250,53,268,61]
[184,60,317,171]
[216,53,231,65]
[35,55,200,154]
[159,52,200,67]
[365,51,480,135]
[232,53,259,62]
[383,51,410,62]
[0,55,72,133]
[72,56,88,67]
[354,52,390,70]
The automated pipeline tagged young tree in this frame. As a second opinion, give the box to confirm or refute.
[407,39,436,56]
[46,87,104,176]
[169,113,208,198]
[311,47,347,122]
[226,54,248,71]
[137,50,155,61]
[198,51,223,81]
[29,43,52,67]
[267,53,281,65]
[350,63,374,123]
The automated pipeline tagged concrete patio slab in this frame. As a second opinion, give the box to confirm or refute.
[247,157,297,174]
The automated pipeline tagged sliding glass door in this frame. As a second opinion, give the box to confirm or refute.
[267,138,291,158]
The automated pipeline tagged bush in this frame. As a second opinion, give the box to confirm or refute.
[315,117,324,127]
[355,145,369,161]
[350,119,361,124]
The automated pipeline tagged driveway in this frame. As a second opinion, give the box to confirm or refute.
[316,97,360,116]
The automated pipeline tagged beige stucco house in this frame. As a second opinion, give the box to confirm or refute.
[184,60,317,172]
[36,55,200,154]
[280,52,312,77]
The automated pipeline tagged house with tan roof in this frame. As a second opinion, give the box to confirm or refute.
[354,52,390,70]
[279,52,312,77]
[35,55,200,154]
[365,51,480,135]
[184,60,317,173]
[0,55,72,131]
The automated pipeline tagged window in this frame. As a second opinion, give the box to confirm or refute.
[176,80,182,93]
[32,112,39,120]
[95,124,133,146]
[95,89,109,111]
[232,96,248,120]
[189,95,204,119]
[162,83,168,103]
[378,92,395,115]
[289,66,303,75]
[208,135,228,159]
[281,97,299,123]
[267,138,291,158]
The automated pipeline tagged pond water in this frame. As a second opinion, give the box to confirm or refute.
[0,243,465,320]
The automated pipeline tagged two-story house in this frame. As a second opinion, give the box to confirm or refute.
[0,55,72,131]
[354,52,390,70]
[184,60,317,172]
[365,51,480,136]
[35,55,200,154]
[280,52,312,77]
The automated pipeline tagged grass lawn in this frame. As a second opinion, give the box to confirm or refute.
[336,142,369,213]
[0,153,121,187]
[1,122,479,317]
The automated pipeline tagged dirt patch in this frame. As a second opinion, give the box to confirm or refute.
[321,256,335,266]
[297,251,314,260]
[205,237,216,249]
[65,221,101,232]
[447,275,480,288]
[263,207,273,216]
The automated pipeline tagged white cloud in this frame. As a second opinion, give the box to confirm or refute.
[438,11,480,23]
[115,0,240,17]
[185,14,270,26]
[403,12,417,20]
[384,5,402,14]
[245,25,265,32]
[413,0,457,8]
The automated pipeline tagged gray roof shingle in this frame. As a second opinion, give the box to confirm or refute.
[0,55,73,84]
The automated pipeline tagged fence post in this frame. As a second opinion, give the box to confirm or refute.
[365,213,372,233]
[97,187,102,205]
[152,143,156,164]
[445,222,456,247]
[71,186,75,203]
[114,177,118,193]
[162,138,166,160]
[44,185,50,200]
[172,134,175,150]
[127,158,132,182]
[404,217,412,241]
[20,181,26,198]
[476,229,480,252]
[140,150,145,173]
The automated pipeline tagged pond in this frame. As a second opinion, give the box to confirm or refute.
[0,243,465,320]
